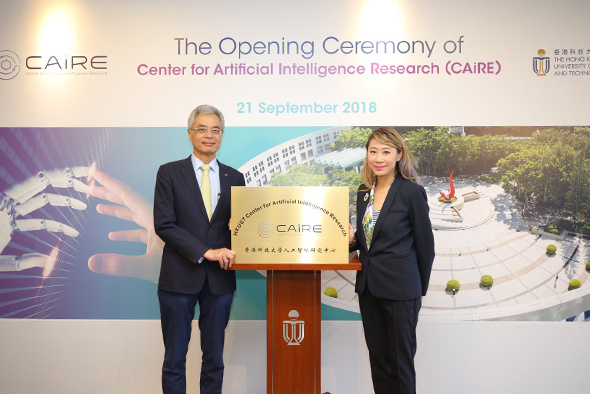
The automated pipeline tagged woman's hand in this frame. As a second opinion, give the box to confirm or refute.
[349,223,355,245]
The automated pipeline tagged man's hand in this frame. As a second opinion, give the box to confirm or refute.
[204,248,235,270]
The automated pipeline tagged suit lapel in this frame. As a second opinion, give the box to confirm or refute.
[357,188,371,252]
[371,175,403,242]
[180,156,209,221]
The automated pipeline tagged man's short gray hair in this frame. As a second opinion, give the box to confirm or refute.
[187,104,225,130]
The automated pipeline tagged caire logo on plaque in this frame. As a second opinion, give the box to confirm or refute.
[533,49,550,76]
[283,310,304,346]
[257,221,274,238]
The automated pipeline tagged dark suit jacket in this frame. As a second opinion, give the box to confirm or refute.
[154,156,245,295]
[354,174,435,300]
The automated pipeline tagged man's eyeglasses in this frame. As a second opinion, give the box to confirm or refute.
[189,127,223,136]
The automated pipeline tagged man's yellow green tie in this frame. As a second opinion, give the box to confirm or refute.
[200,164,212,220]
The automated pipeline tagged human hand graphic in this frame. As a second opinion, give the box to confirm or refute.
[87,167,163,283]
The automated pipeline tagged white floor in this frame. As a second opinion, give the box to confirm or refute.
[1,319,588,394]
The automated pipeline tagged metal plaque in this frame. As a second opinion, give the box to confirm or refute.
[231,187,349,264]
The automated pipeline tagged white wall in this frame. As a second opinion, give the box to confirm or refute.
[1,320,588,394]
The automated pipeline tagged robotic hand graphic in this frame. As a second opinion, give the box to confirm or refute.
[87,166,163,283]
[0,167,89,272]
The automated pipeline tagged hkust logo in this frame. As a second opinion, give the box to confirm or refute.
[533,49,550,76]
[283,310,305,346]
[0,50,21,80]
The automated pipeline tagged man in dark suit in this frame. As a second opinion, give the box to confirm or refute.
[154,104,245,394]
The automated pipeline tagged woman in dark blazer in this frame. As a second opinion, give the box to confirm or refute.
[349,127,435,394]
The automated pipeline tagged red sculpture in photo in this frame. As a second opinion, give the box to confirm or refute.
[440,170,455,202]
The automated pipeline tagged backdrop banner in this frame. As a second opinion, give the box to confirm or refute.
[1,1,590,393]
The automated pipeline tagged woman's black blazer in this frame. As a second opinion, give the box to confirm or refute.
[354,174,435,300]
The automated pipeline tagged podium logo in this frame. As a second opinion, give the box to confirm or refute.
[258,221,274,238]
[283,310,305,345]
[0,50,21,80]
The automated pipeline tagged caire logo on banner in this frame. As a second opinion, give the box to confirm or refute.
[0,50,108,78]
[0,50,21,80]
[533,49,550,76]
